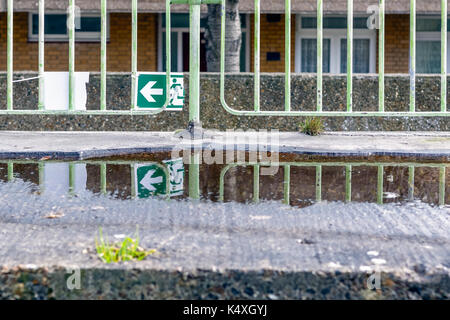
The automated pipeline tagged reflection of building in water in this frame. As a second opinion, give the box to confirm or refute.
[0,160,448,207]
[43,163,87,195]
[87,164,132,200]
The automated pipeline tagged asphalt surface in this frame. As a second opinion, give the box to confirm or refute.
[0,179,449,276]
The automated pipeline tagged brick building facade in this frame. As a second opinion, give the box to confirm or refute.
[0,12,158,72]
[0,2,447,74]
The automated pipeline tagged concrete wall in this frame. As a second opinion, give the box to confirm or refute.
[0,72,448,131]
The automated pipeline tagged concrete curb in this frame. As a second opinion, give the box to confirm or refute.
[0,131,449,160]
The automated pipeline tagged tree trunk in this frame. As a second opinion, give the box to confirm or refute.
[205,1,241,72]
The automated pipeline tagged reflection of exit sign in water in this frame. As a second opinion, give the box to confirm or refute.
[134,158,184,199]
[135,72,184,111]
[136,165,167,198]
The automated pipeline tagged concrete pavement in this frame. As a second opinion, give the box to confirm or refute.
[0,131,449,159]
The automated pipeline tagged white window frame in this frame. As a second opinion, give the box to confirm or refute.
[295,15,376,74]
[157,13,250,72]
[28,12,108,42]
[416,15,450,73]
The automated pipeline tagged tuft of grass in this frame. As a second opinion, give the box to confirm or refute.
[300,117,324,136]
[95,227,156,264]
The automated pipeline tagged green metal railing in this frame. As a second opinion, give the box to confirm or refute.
[219,162,448,206]
[220,0,450,117]
[4,0,172,115]
[2,0,450,120]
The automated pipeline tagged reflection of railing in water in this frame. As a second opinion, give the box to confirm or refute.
[1,159,448,206]
[2,160,171,200]
[219,162,448,206]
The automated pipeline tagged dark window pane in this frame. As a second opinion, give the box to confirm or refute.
[341,39,370,73]
[417,41,441,73]
[416,18,450,32]
[162,13,207,28]
[162,13,245,29]
[32,14,67,35]
[32,14,101,36]
[79,17,101,32]
[240,32,246,72]
[301,38,330,73]
[240,14,246,28]
[162,31,178,72]
[302,17,369,29]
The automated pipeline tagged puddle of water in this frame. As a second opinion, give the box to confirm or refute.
[0,152,448,208]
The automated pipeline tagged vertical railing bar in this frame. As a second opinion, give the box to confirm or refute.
[408,166,415,201]
[254,0,261,112]
[7,0,13,110]
[439,167,446,206]
[285,0,291,112]
[189,2,201,124]
[219,168,225,202]
[38,0,45,110]
[377,165,384,204]
[7,162,13,182]
[100,0,107,111]
[345,165,352,202]
[253,164,260,203]
[68,163,75,194]
[131,0,138,109]
[68,0,75,111]
[317,0,323,112]
[379,0,385,112]
[100,163,107,195]
[410,0,416,113]
[315,165,322,202]
[220,0,226,108]
[130,164,136,199]
[441,0,447,112]
[165,0,171,109]
[39,162,45,193]
[189,153,200,200]
[346,0,353,112]
[283,164,290,205]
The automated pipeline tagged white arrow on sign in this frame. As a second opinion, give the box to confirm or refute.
[139,169,163,192]
[140,81,163,103]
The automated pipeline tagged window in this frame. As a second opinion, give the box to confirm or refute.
[301,39,331,72]
[158,13,250,72]
[28,12,106,42]
[340,39,370,73]
[295,16,376,74]
[416,16,450,74]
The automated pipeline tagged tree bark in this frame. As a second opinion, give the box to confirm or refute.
[205,1,241,72]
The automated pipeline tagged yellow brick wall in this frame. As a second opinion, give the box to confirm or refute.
[384,14,410,74]
[0,12,158,72]
[250,14,296,72]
